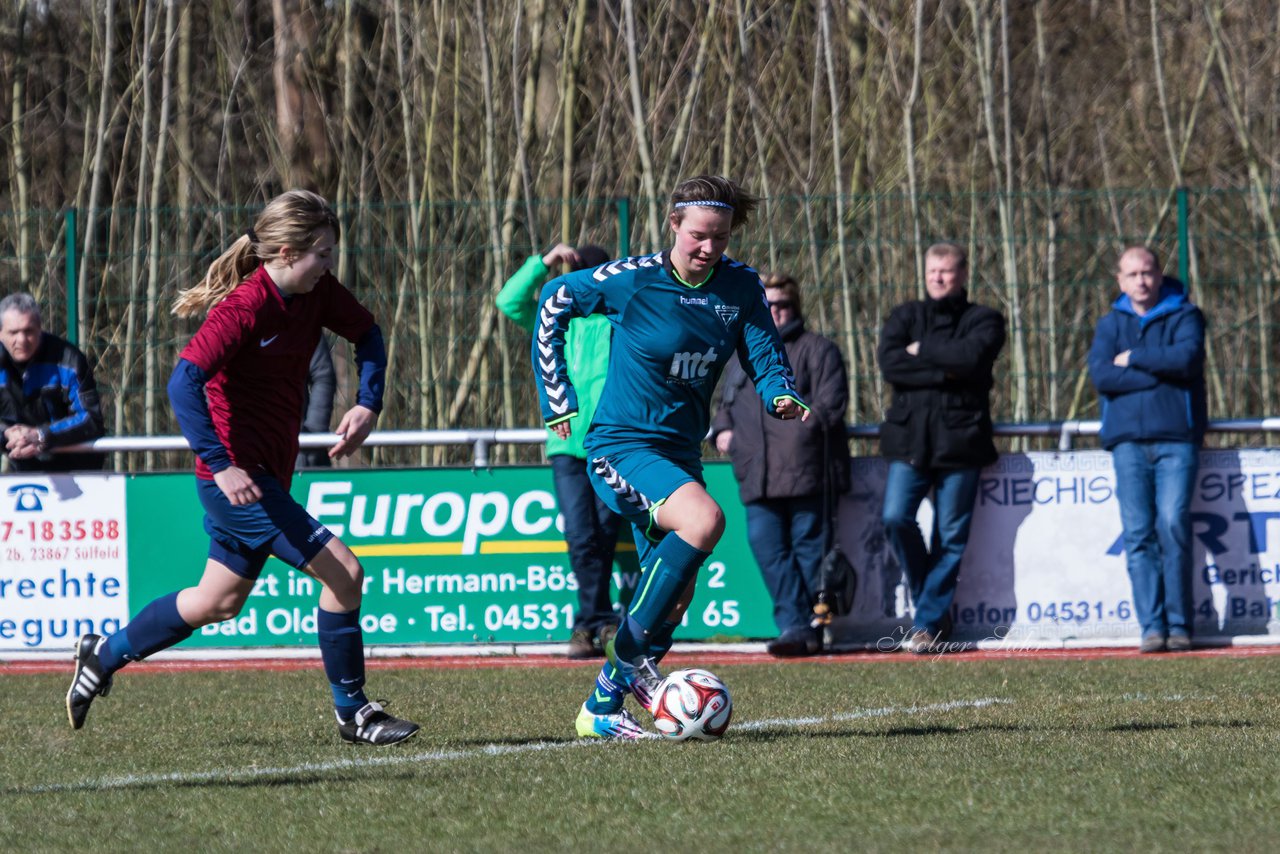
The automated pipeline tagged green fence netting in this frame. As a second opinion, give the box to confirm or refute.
[1,188,1276,468]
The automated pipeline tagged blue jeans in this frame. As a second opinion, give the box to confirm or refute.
[1111,441,1198,639]
[881,461,981,635]
[745,496,825,635]
[551,454,621,633]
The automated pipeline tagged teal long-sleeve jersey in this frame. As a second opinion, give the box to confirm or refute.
[534,250,804,464]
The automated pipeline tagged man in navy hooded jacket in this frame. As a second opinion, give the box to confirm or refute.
[1088,246,1206,654]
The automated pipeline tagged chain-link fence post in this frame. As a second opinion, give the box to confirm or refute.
[64,207,78,345]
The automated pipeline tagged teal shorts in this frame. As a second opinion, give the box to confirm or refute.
[587,448,703,545]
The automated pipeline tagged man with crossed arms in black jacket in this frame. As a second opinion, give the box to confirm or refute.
[877,243,1006,654]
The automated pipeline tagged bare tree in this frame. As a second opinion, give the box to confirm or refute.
[7,1,1280,462]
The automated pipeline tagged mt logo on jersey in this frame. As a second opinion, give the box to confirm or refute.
[669,347,719,380]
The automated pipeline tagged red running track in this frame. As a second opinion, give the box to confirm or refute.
[4,643,1278,676]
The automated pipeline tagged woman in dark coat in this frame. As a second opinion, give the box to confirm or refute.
[713,273,850,656]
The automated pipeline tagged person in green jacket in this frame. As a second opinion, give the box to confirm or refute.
[497,242,620,658]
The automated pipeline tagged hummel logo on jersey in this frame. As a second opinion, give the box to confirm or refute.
[680,295,708,306]
[715,304,740,326]
[259,335,279,347]
[670,347,718,380]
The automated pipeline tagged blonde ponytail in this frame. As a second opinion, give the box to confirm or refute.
[172,189,340,318]
[172,234,259,318]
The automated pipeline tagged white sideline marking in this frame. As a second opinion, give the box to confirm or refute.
[26,740,584,794]
[735,697,1012,731]
[26,697,1008,794]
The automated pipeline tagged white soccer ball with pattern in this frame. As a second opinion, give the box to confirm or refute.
[650,668,732,741]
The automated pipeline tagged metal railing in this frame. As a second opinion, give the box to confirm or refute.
[56,429,547,469]
[7,187,1280,459]
[847,418,1280,451]
[29,418,1280,470]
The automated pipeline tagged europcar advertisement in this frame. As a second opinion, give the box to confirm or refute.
[7,452,1280,653]
[45,464,770,650]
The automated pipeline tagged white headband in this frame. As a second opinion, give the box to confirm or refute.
[674,200,735,211]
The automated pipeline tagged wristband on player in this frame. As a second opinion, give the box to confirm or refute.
[772,395,810,413]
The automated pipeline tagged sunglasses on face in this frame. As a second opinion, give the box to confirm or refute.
[768,300,793,309]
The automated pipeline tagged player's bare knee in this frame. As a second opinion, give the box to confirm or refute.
[677,504,725,549]
[708,506,726,540]
[189,596,243,626]
[331,557,365,602]
[208,602,243,624]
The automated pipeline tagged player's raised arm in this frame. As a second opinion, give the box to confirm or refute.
[532,270,608,434]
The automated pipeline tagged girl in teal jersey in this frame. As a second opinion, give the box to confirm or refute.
[533,175,809,738]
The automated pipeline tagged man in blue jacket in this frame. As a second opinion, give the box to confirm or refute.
[1088,246,1206,653]
[1,292,106,472]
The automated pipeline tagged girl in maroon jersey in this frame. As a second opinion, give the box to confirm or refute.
[66,190,419,745]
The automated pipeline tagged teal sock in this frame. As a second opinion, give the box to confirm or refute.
[649,619,680,665]
[584,662,626,714]
[615,534,709,661]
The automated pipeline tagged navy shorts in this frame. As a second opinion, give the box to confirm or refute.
[196,475,334,579]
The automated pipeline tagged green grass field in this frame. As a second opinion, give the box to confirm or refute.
[3,652,1279,852]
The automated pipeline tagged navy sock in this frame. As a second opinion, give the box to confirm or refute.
[99,631,134,674]
[317,607,367,717]
[617,534,709,658]
[100,592,194,673]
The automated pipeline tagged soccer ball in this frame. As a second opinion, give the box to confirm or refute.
[650,668,732,741]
